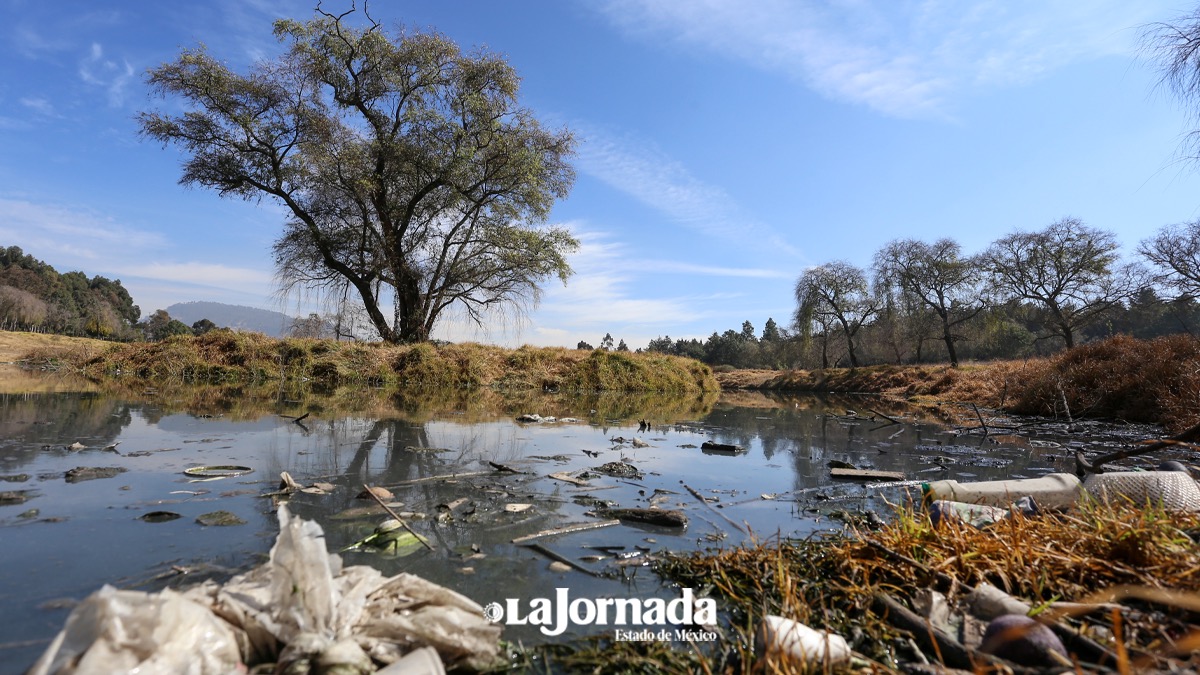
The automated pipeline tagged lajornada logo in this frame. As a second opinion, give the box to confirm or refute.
[483,587,717,637]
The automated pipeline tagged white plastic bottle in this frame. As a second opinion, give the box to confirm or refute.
[922,472,1082,510]
[755,615,851,667]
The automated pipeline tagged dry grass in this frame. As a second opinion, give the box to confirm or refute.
[659,502,1200,673]
[11,329,718,394]
[0,331,111,364]
[721,335,1200,431]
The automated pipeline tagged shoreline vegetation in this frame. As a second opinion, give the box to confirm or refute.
[9,329,1200,432]
[10,328,1200,672]
[14,329,718,395]
[718,333,1200,433]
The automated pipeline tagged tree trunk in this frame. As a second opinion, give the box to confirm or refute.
[845,334,860,368]
[1062,326,1075,349]
[940,311,959,367]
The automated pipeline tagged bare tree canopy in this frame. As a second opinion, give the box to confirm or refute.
[794,261,877,368]
[874,238,984,367]
[1143,8,1200,161]
[983,217,1138,348]
[1139,220,1200,298]
[139,6,577,343]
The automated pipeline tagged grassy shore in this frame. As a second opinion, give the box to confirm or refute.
[10,330,1200,430]
[12,329,718,395]
[719,334,1200,433]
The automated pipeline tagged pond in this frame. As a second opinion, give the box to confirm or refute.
[0,379,1130,673]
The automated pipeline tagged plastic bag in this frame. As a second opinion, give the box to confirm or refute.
[27,585,242,675]
[30,505,502,673]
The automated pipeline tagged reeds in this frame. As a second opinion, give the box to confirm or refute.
[657,501,1200,673]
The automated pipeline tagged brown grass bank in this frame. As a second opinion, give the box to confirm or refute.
[655,501,1200,673]
[14,329,718,395]
[720,334,1200,432]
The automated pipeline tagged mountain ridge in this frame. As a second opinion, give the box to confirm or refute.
[166,301,296,337]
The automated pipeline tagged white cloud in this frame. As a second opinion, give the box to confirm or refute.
[595,0,1164,118]
[122,262,273,286]
[78,42,134,107]
[19,97,55,116]
[536,229,724,327]
[0,198,165,260]
[0,197,277,318]
[575,126,802,256]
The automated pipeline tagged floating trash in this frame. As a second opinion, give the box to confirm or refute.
[195,510,246,526]
[182,465,253,479]
[65,467,127,483]
[139,511,182,523]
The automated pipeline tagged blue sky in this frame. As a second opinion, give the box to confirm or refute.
[2,0,1199,348]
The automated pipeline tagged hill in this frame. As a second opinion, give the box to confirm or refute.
[0,245,139,339]
[166,301,296,337]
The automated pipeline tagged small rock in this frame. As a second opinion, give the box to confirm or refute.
[980,614,1067,666]
[548,561,572,573]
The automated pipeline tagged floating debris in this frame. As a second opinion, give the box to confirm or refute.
[598,507,687,528]
[31,506,500,673]
[356,486,393,501]
[139,511,182,523]
[0,490,33,504]
[195,510,246,526]
[830,467,906,481]
[548,471,589,486]
[65,466,127,483]
[592,461,643,479]
[700,441,746,455]
[182,465,253,479]
[341,518,430,556]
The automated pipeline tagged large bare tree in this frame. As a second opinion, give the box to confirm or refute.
[874,238,984,367]
[983,218,1137,348]
[139,7,577,343]
[1143,7,1200,162]
[1139,220,1200,298]
[794,261,878,368]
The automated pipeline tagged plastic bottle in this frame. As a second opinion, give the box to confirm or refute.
[755,615,851,667]
[1083,471,1200,512]
[922,472,1081,510]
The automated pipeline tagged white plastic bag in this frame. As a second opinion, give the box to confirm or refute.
[27,585,243,675]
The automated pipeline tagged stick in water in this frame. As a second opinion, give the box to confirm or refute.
[362,483,435,552]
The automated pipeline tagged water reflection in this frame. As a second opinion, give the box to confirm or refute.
[0,385,1085,673]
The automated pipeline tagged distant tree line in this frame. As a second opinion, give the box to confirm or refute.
[0,246,140,339]
[639,218,1200,370]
